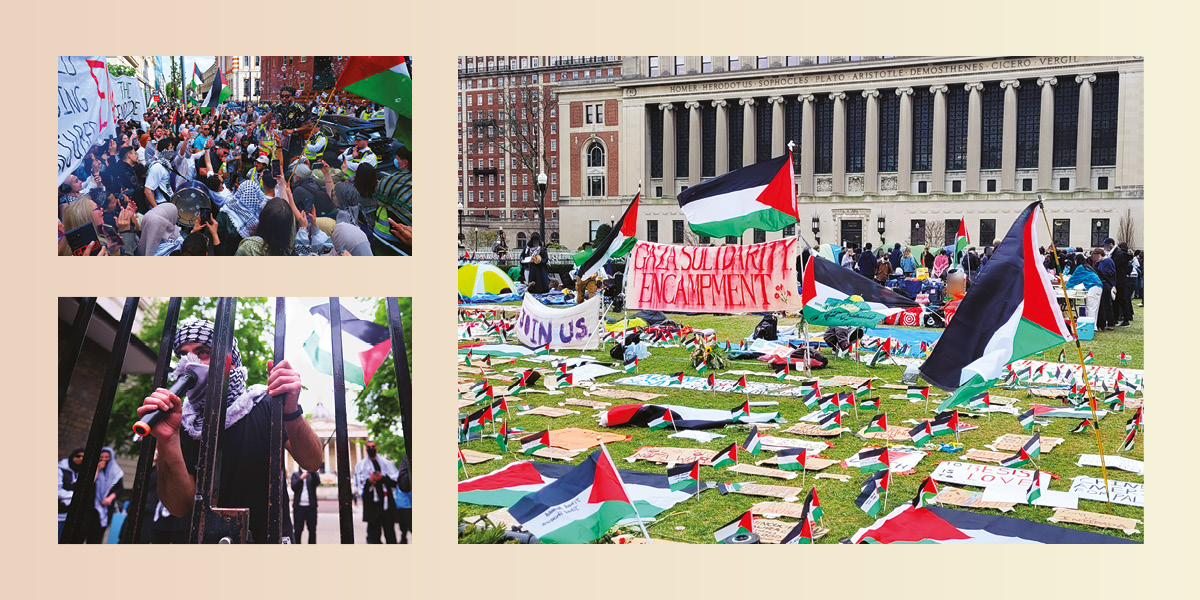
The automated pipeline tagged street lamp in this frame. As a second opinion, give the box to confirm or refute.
[537,171,548,242]
[877,215,886,244]
[458,201,464,248]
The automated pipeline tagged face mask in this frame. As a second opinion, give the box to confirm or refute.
[173,353,211,402]
[367,447,378,458]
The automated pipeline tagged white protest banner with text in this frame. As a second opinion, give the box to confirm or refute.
[515,294,602,350]
[1069,476,1143,507]
[627,238,801,314]
[930,460,1036,489]
[111,74,145,124]
[58,56,116,186]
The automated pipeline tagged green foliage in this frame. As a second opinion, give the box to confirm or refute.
[107,64,137,78]
[356,298,414,462]
[690,341,728,371]
[592,223,612,245]
[457,517,514,544]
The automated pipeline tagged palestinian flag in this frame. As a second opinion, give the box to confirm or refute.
[302,302,392,387]
[781,509,815,544]
[952,218,970,269]
[802,255,919,328]
[535,343,550,356]
[856,381,874,396]
[909,421,934,446]
[335,56,412,118]
[647,407,676,431]
[668,372,685,387]
[602,403,781,430]
[460,414,473,441]
[684,336,698,351]
[510,371,533,395]
[775,448,807,471]
[491,396,509,416]
[1120,424,1138,452]
[873,468,892,492]
[460,461,692,515]
[799,381,820,408]
[1059,349,1067,362]
[867,345,890,368]
[929,411,959,437]
[774,362,790,381]
[149,92,161,108]
[716,482,744,495]
[1103,391,1125,409]
[1069,419,1093,434]
[707,373,717,390]
[920,202,1073,402]
[477,383,494,402]
[730,400,751,422]
[920,341,930,356]
[817,410,843,431]
[804,487,823,523]
[713,510,756,543]
[556,373,574,388]
[908,386,929,403]
[999,446,1034,468]
[1119,352,1129,365]
[855,475,883,518]
[1026,470,1043,504]
[667,461,701,493]
[912,476,939,509]
[963,392,991,412]
[623,357,638,373]
[859,397,880,411]
[189,62,202,90]
[819,393,840,413]
[851,504,1140,544]
[744,426,762,456]
[1084,352,1094,364]
[733,375,748,393]
[1129,407,1143,429]
[458,448,467,472]
[677,153,797,237]
[520,430,550,455]
[576,193,640,280]
[711,442,739,469]
[838,392,857,412]
[200,67,230,113]
[495,421,509,450]
[1017,408,1037,431]
[507,448,636,544]
[865,413,889,434]
[859,447,891,473]
[695,360,709,374]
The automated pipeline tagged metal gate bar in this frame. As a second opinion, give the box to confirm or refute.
[120,297,182,544]
[329,297,355,543]
[188,297,238,543]
[266,297,286,543]
[61,297,139,544]
[385,297,413,460]
[58,297,96,412]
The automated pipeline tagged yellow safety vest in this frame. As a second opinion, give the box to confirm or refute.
[344,148,375,174]
[304,135,327,161]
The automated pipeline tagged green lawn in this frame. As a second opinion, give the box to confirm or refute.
[457,304,1144,544]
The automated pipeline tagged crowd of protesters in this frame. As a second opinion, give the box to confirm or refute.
[58,86,412,256]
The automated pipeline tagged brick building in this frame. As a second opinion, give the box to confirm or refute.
[458,56,622,250]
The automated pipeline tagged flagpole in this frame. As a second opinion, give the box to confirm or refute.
[1037,195,1113,512]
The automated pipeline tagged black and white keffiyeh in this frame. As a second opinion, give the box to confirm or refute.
[172,317,267,440]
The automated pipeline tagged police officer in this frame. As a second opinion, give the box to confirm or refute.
[259,85,314,164]
[340,132,377,179]
[303,127,328,163]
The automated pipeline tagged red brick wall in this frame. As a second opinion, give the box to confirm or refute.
[570,102,583,128]
[605,99,619,126]
[570,132,620,197]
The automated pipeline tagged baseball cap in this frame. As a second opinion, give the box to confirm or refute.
[256,155,269,165]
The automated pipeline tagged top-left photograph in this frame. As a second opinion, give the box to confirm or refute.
[57,56,413,257]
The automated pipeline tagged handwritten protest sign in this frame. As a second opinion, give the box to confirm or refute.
[515,295,601,349]
[627,238,801,313]
[856,425,914,441]
[1048,508,1141,535]
[111,74,145,124]
[991,434,1064,453]
[962,449,1015,463]
[930,461,1036,489]
[728,484,804,500]
[748,519,794,544]
[934,486,1015,512]
[751,502,810,518]
[58,56,116,185]
[627,447,717,465]
[1069,476,1143,507]
[1076,454,1144,475]
[726,464,796,480]
[758,436,830,454]
[459,449,501,464]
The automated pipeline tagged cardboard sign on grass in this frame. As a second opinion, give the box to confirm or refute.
[783,423,845,437]
[1048,508,1141,535]
[990,433,1064,453]
[518,406,579,418]
[752,502,811,519]
[628,447,718,465]
[757,456,837,471]
[749,518,799,544]
[856,425,914,441]
[843,448,927,472]
[564,398,611,409]
[587,388,667,401]
[548,428,631,451]
[459,449,502,464]
[726,463,798,480]
[531,447,580,461]
[979,480,1078,509]
[930,461,1038,489]
[728,484,805,500]
[962,449,1016,464]
[934,486,1016,512]
[1069,476,1144,507]
[1076,454,1144,475]
[758,436,830,454]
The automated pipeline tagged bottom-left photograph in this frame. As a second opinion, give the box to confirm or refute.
[57,296,413,544]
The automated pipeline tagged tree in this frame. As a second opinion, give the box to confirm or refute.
[477,72,555,240]
[924,220,946,251]
[592,223,612,245]
[1118,207,1138,248]
[356,297,414,462]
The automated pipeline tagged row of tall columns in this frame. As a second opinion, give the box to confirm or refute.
[653,73,1100,196]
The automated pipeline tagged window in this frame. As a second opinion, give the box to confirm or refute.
[1098,176,1109,190]
[728,56,740,70]
[754,229,766,243]
[702,103,717,177]
[817,56,831,64]
[879,90,900,172]
[944,220,959,246]
[946,86,969,170]
[757,56,769,69]
[1016,79,1041,169]
[1092,73,1119,166]
[244,56,249,66]
[1091,218,1110,247]
[702,56,713,73]
[980,219,997,246]
[786,56,800,66]
[729,101,744,170]
[255,56,260,67]
[699,236,711,244]
[647,220,659,242]
[649,56,659,77]
[815,95,833,174]
[1023,178,1033,191]
[912,88,934,171]
[1053,79,1080,167]
[673,220,684,243]
[987,179,997,192]
[981,83,1003,169]
[952,180,962,193]
[300,56,306,62]
[677,103,690,178]
[586,141,606,197]
[595,104,604,124]
[550,140,556,151]
[586,105,595,124]
[675,56,685,74]
[1052,219,1071,247]
[756,97,772,162]
[846,93,866,173]
[255,78,260,96]
[516,232,527,248]
[783,224,795,236]
[1059,177,1070,191]
[649,106,663,179]
[918,181,928,193]
[725,236,739,244]
[244,78,251,97]
[910,219,926,245]
[786,98,802,173]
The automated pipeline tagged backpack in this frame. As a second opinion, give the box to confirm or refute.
[753,315,778,341]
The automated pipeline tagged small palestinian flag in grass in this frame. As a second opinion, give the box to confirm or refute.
[868,345,889,367]
[1129,406,1144,429]
[999,435,1039,468]
[481,355,493,370]
[1120,423,1138,452]
[460,414,472,442]
[909,421,933,446]
[684,336,698,351]
[1026,470,1043,504]
[733,375,748,392]
[912,476,939,508]
[1017,407,1037,431]
[716,482,744,495]
[668,372,685,387]
[464,351,473,367]
[803,486,823,523]
[859,397,880,411]
[1058,348,1067,362]
[713,510,754,543]
[478,383,494,402]
[819,393,840,413]
[707,372,717,390]
[744,426,762,456]
[780,507,815,544]
[859,446,891,473]
[840,392,857,412]
[865,413,888,434]
[775,361,790,381]
[1084,351,1095,364]
[856,380,873,396]
[1069,419,1094,434]
[623,357,638,373]
[695,360,709,374]
[495,420,509,450]
[491,396,509,417]
[817,410,843,431]
[855,473,883,517]
[458,448,467,473]
[557,361,570,375]
[930,410,959,437]
[964,392,991,411]
[535,343,550,356]
[647,407,676,431]
[519,430,550,455]
[775,448,807,471]
[730,400,751,422]
[919,341,930,356]
[908,386,929,403]
[667,461,700,492]
[1103,391,1125,410]
[800,381,821,408]
[1036,349,1045,359]
[711,442,739,469]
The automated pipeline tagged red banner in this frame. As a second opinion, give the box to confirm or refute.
[627,238,801,314]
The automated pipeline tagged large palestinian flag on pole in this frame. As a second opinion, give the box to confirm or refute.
[802,255,919,327]
[189,62,202,91]
[200,67,230,113]
[576,193,639,280]
[336,56,413,118]
[507,449,636,544]
[922,201,1073,402]
[952,217,970,269]
[676,153,797,237]
[301,301,392,386]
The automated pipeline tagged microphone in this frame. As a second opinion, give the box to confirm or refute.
[133,371,198,437]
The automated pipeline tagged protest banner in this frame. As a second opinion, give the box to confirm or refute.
[1048,509,1141,534]
[1069,476,1143,507]
[930,461,1037,488]
[729,485,804,500]
[515,295,602,350]
[58,56,116,185]
[111,74,145,124]
[626,238,801,313]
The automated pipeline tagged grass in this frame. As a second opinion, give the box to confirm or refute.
[457,304,1144,544]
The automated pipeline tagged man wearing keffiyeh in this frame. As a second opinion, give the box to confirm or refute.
[135,317,324,543]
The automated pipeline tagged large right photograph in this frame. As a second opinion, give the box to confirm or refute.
[455,56,1144,545]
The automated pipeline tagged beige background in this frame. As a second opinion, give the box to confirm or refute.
[9,1,1187,597]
